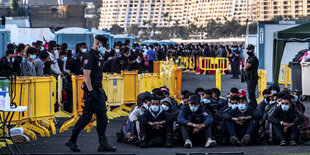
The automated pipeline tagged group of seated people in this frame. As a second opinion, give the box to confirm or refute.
[116,86,309,148]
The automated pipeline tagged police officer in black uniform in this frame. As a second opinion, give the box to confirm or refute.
[65,35,117,152]
[244,44,259,108]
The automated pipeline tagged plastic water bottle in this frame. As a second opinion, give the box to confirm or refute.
[4,87,10,109]
[0,89,5,110]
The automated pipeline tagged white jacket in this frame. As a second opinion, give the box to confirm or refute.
[48,52,61,75]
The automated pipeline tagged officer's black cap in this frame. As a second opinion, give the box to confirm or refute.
[246,44,255,50]
[95,35,108,44]
[189,94,201,105]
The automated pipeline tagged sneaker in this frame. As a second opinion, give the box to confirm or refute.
[240,134,251,146]
[11,134,30,143]
[279,140,287,146]
[290,140,297,146]
[230,136,240,145]
[205,139,216,148]
[65,140,80,152]
[184,139,192,148]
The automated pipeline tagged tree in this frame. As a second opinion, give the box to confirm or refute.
[127,24,140,36]
[109,24,124,34]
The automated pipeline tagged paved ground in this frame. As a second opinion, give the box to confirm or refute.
[2,73,310,155]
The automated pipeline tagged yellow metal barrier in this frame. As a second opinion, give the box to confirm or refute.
[199,57,229,74]
[278,64,291,88]
[216,69,221,91]
[258,69,267,100]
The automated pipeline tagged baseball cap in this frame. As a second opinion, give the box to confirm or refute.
[246,44,255,50]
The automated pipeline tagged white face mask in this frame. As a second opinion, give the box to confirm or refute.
[81,49,87,53]
[143,103,149,110]
[115,49,120,53]
[98,47,106,55]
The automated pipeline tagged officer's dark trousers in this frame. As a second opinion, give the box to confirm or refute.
[71,88,108,143]
[225,120,259,140]
[232,60,239,78]
[246,79,258,108]
[140,123,172,147]
[272,124,298,142]
[180,125,212,145]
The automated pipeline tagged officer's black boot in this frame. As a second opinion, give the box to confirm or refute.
[98,136,117,152]
[65,135,80,152]
[164,135,173,148]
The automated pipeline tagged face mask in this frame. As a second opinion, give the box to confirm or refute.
[281,105,290,111]
[231,104,238,110]
[30,54,37,60]
[54,50,59,55]
[161,104,169,111]
[10,57,15,63]
[150,105,159,112]
[81,49,87,53]
[115,49,120,53]
[238,104,247,111]
[294,95,298,101]
[136,59,141,63]
[40,47,45,51]
[98,47,106,55]
[271,90,277,94]
[143,103,149,110]
[277,102,281,107]
[203,99,211,104]
[63,56,67,61]
[270,101,276,105]
[190,106,198,112]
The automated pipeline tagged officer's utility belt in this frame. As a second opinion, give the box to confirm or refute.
[245,71,258,80]
[81,82,101,92]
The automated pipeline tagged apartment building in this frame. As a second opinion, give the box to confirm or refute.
[98,0,308,30]
[256,0,310,21]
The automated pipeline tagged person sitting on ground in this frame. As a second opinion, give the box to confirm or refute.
[268,96,304,146]
[257,89,272,113]
[292,90,305,113]
[21,47,37,76]
[177,94,216,148]
[211,88,227,109]
[219,95,239,145]
[226,87,239,101]
[160,87,178,108]
[180,91,190,110]
[127,92,152,145]
[161,97,179,121]
[139,95,174,148]
[195,88,205,102]
[223,95,262,146]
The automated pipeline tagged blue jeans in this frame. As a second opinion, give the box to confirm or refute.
[225,119,259,140]
[272,124,298,142]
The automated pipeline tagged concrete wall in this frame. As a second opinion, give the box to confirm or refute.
[30,5,86,29]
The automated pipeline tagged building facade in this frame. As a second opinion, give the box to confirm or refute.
[255,0,310,21]
[99,0,256,30]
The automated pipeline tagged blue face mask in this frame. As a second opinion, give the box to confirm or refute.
[63,56,67,61]
[150,105,159,112]
[190,106,198,112]
[281,105,290,111]
[230,104,238,110]
[238,104,247,111]
[203,99,211,104]
[81,49,87,53]
[294,95,299,101]
[30,54,37,60]
[10,57,15,63]
[161,104,169,111]
[98,47,106,55]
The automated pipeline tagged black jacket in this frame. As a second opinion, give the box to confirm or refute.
[139,108,174,125]
[268,106,304,126]
[177,106,213,126]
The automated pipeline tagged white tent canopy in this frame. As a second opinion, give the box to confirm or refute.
[5,24,55,45]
